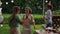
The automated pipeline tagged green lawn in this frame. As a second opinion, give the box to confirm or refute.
[2,14,42,19]
[0,14,44,34]
[2,14,43,24]
[0,24,43,34]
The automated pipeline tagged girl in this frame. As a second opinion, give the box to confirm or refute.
[8,6,24,34]
[22,7,36,34]
[44,5,52,28]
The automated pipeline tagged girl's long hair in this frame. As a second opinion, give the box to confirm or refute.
[9,6,20,22]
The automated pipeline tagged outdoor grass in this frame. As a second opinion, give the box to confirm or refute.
[0,24,43,34]
[2,14,42,19]
[2,14,43,24]
[0,14,44,34]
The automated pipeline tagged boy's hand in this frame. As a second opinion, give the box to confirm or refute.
[21,19,27,24]
[20,20,26,24]
[20,20,24,24]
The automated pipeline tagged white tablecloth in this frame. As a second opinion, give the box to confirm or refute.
[34,30,58,34]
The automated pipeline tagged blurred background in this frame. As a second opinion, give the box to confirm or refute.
[0,0,60,24]
[0,0,60,14]
[0,0,60,34]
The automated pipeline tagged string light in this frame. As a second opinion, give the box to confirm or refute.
[6,2,8,5]
[1,24,3,27]
[11,0,14,3]
[45,0,48,3]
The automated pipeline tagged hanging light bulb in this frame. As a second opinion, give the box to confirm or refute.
[0,24,3,27]
[11,0,14,3]
[6,2,8,5]
[45,0,48,3]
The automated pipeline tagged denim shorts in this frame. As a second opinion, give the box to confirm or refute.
[46,22,52,28]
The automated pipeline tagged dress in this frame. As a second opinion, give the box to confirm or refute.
[22,14,34,34]
[8,15,20,34]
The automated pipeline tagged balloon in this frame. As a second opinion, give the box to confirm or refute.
[0,16,4,23]
[0,8,4,23]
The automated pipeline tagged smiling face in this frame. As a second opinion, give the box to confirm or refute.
[25,8,30,17]
[25,9,30,14]
[25,7,32,17]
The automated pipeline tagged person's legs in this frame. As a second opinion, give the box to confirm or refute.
[14,27,20,34]
[10,27,20,34]
[22,29,31,34]
[46,21,52,28]
[16,27,20,34]
[10,27,15,34]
